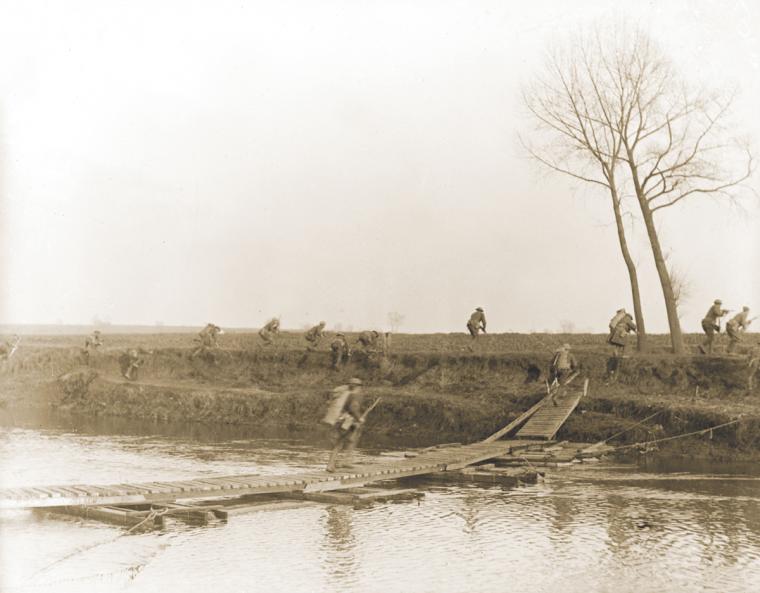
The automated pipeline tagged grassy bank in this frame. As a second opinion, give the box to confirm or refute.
[1,332,758,460]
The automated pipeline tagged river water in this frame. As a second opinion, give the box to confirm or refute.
[1,413,759,593]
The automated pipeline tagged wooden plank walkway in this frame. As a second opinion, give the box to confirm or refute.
[515,393,581,440]
[0,440,544,510]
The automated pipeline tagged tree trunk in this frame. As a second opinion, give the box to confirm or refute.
[608,180,647,351]
[624,147,685,354]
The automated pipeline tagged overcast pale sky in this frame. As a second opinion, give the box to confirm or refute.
[0,0,758,332]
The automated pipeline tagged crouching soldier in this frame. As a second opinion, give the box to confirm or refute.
[356,330,380,352]
[191,323,223,358]
[726,307,753,354]
[259,318,280,346]
[467,307,487,339]
[699,299,729,355]
[120,348,151,381]
[330,333,351,369]
[305,321,326,351]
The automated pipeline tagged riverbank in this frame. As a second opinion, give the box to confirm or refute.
[1,332,758,460]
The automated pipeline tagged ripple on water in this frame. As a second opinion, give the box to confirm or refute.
[1,427,760,593]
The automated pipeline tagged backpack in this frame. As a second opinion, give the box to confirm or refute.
[322,386,350,425]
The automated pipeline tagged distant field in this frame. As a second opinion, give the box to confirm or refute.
[3,330,754,356]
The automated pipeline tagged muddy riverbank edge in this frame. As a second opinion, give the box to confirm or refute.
[2,346,758,461]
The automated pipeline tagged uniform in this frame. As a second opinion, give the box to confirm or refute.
[192,324,222,358]
[357,330,379,350]
[608,313,637,355]
[726,308,751,354]
[325,379,364,472]
[305,323,326,351]
[120,349,143,380]
[699,301,729,354]
[330,334,351,369]
[81,331,103,364]
[467,308,486,338]
[259,319,280,345]
[549,345,578,385]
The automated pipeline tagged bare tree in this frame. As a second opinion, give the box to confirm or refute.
[599,27,753,354]
[526,24,754,354]
[523,39,648,350]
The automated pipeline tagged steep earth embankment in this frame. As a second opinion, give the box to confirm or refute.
[1,344,758,458]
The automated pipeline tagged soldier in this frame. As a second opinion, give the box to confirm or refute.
[323,378,365,472]
[699,299,730,355]
[330,333,351,369]
[191,323,222,358]
[304,321,326,351]
[81,330,103,364]
[259,318,280,346]
[608,310,637,357]
[726,307,753,354]
[467,307,487,338]
[0,335,20,362]
[356,330,380,351]
[120,348,149,381]
[549,344,579,387]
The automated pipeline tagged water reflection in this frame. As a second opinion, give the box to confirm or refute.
[1,420,759,593]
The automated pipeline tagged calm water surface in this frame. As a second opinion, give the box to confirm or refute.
[1,413,759,593]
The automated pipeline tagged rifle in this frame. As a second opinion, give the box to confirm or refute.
[359,397,382,423]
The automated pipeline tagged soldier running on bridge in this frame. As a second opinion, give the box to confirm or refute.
[548,344,579,404]
[726,307,753,354]
[324,378,376,472]
[304,321,326,351]
[330,333,351,370]
[467,308,487,339]
[259,318,280,346]
[608,309,637,357]
[699,300,730,355]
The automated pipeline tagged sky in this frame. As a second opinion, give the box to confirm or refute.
[0,0,758,333]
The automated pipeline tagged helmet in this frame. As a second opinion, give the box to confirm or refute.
[714,299,722,305]
[336,332,345,337]
[743,306,750,312]
[562,343,571,350]
[319,321,326,326]
[476,307,484,312]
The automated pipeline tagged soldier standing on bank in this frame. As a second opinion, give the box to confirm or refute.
[304,321,326,351]
[699,299,730,355]
[81,330,103,365]
[608,309,637,357]
[467,308,487,339]
[726,307,753,354]
[330,333,351,369]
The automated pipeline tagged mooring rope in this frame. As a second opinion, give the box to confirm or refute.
[606,418,743,453]
[29,507,168,580]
